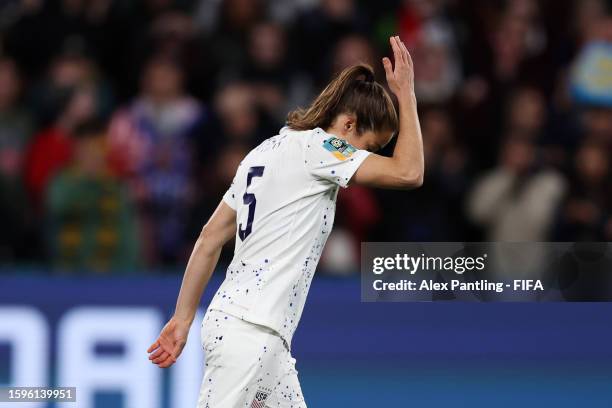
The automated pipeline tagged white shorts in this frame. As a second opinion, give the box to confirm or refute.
[197,309,307,408]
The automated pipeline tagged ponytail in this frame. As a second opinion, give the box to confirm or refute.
[287,64,397,134]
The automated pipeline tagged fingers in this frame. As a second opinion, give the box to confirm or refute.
[152,351,170,364]
[399,39,412,66]
[382,57,393,80]
[149,347,176,368]
[390,35,407,64]
[147,336,184,368]
[148,347,165,360]
[394,36,408,65]
[147,319,187,369]
[390,36,402,66]
[147,335,173,366]
[398,38,407,64]
[147,339,159,354]
[390,35,412,69]
[158,355,177,369]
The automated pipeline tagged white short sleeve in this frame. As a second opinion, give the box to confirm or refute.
[304,128,371,188]
[222,179,238,210]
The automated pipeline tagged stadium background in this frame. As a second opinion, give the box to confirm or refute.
[1,0,612,407]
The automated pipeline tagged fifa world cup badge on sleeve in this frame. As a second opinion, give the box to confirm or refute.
[323,137,357,161]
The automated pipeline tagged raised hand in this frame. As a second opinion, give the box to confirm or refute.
[147,317,190,368]
[382,36,415,100]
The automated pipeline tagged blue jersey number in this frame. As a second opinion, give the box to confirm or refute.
[238,166,265,241]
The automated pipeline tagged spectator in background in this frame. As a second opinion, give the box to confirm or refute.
[46,120,138,273]
[331,34,378,74]
[242,21,295,123]
[293,0,369,85]
[4,0,122,79]
[124,6,209,100]
[573,0,610,48]
[0,60,32,177]
[327,33,381,101]
[506,85,562,168]
[489,4,547,85]
[506,85,575,171]
[203,0,264,86]
[0,57,33,260]
[458,0,551,171]
[29,52,113,121]
[467,136,566,241]
[395,0,451,48]
[373,108,468,242]
[23,52,109,214]
[579,108,612,148]
[393,0,461,105]
[23,84,99,210]
[108,56,204,266]
[243,16,317,116]
[411,22,461,105]
[209,81,275,149]
[418,108,469,237]
[505,86,546,138]
[556,141,612,241]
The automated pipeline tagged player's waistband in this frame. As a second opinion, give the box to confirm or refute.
[205,308,290,351]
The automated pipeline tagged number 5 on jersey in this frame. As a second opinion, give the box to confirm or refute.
[238,166,265,241]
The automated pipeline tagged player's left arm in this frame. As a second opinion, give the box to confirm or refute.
[147,201,236,368]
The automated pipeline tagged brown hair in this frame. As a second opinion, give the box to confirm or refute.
[286,64,398,134]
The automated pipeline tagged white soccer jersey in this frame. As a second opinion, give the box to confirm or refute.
[208,126,370,347]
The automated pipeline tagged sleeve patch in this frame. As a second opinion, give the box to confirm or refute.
[323,137,357,161]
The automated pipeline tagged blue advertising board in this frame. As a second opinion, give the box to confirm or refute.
[1,272,612,407]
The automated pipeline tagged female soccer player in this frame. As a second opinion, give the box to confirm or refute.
[147,36,423,407]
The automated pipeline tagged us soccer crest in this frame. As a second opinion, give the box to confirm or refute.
[323,136,357,161]
[250,388,271,408]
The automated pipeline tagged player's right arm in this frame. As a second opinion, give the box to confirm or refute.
[352,36,424,190]
[147,201,236,368]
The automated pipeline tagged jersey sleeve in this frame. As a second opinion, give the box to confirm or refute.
[304,128,371,188]
[222,178,238,210]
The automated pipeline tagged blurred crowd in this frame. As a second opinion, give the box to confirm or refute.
[0,0,611,274]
